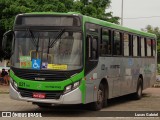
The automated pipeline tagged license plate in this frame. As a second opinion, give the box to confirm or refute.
[33,93,46,99]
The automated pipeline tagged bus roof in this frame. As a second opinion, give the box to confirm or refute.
[24,12,82,16]
[19,12,156,39]
[82,15,156,39]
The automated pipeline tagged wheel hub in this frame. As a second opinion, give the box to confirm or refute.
[97,90,103,103]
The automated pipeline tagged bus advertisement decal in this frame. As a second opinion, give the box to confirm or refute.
[20,56,31,68]
[128,58,133,66]
[47,64,68,70]
[42,62,48,69]
[32,59,41,70]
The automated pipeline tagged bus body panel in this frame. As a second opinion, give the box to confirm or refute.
[10,82,82,104]
[85,57,156,102]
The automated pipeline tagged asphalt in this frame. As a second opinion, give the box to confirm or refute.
[0,84,9,94]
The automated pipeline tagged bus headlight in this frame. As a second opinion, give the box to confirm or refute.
[64,80,81,94]
[13,82,18,90]
[73,81,80,89]
[64,85,72,94]
[10,78,18,90]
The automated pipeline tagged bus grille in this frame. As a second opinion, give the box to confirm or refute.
[11,67,68,81]
[18,88,63,99]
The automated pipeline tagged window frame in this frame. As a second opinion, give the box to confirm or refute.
[132,35,138,57]
[141,37,145,57]
[113,30,122,56]
[123,33,130,56]
[100,28,112,56]
[152,39,156,57]
[146,38,152,57]
[85,21,156,58]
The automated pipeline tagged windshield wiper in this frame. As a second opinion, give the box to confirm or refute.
[27,29,37,47]
[47,37,50,61]
[27,29,39,56]
[49,29,65,48]
[36,37,39,53]
[46,29,64,62]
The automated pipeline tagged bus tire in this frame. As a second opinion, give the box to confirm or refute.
[90,83,105,111]
[133,78,143,100]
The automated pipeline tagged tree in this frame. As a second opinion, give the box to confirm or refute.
[142,25,160,63]
[78,0,119,23]
[0,0,120,60]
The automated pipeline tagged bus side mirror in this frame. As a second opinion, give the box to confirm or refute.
[2,30,14,50]
[2,30,15,59]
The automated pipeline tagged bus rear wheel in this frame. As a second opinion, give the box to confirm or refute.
[133,78,143,100]
[90,83,105,110]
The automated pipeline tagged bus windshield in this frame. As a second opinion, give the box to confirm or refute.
[11,30,82,71]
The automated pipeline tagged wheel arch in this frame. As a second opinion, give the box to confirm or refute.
[100,78,109,99]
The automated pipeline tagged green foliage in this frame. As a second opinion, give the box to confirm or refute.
[73,1,84,12]
[0,0,119,32]
[142,25,160,41]
[0,0,120,60]
[82,5,97,18]
[157,64,160,74]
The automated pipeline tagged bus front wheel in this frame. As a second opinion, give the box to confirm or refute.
[90,83,105,110]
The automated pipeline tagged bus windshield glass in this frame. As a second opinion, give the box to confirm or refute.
[11,30,82,71]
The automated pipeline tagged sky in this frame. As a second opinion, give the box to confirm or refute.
[107,0,160,30]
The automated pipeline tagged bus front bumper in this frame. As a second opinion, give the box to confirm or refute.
[9,83,82,104]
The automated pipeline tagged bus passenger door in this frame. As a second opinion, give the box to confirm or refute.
[85,35,99,103]
[85,35,98,74]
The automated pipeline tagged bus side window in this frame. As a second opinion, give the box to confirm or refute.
[101,28,111,55]
[146,38,151,56]
[152,39,156,56]
[141,37,145,57]
[87,35,98,60]
[113,31,121,55]
[123,33,129,56]
[92,37,98,59]
[133,35,138,56]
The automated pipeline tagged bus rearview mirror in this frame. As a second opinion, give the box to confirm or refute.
[2,30,14,50]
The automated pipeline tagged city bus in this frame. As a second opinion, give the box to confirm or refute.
[2,12,157,110]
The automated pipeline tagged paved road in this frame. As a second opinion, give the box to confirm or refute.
[0,88,160,120]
